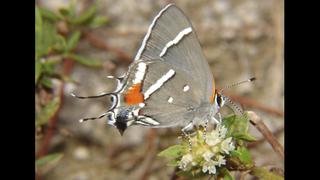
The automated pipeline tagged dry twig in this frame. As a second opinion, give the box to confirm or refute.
[247,111,284,159]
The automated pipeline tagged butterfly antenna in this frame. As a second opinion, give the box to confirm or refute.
[79,112,109,123]
[71,92,116,99]
[219,77,256,93]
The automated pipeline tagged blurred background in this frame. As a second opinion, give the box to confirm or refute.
[35,0,284,179]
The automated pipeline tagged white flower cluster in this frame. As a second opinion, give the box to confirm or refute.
[178,124,235,175]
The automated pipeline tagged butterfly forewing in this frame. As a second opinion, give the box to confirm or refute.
[135,5,213,102]
[139,60,201,127]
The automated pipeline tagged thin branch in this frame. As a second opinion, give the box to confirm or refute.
[247,126,284,148]
[170,167,180,180]
[36,59,74,158]
[247,111,284,159]
[239,170,251,180]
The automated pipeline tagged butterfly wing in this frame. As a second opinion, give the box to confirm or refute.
[135,60,202,127]
[134,4,213,103]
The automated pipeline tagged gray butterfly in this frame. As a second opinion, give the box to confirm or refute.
[72,4,253,135]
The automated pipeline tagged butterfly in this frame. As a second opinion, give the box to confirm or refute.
[72,4,254,135]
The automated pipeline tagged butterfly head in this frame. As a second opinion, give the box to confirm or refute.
[214,91,226,111]
[107,107,136,136]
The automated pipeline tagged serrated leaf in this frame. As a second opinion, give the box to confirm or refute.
[39,7,61,21]
[66,31,81,51]
[67,54,102,67]
[251,167,284,180]
[70,4,96,25]
[36,97,60,127]
[232,133,256,142]
[36,153,63,167]
[158,145,184,158]
[89,16,109,28]
[35,60,42,84]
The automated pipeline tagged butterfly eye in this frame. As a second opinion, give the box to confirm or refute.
[215,94,221,107]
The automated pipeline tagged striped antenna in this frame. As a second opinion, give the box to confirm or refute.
[219,77,256,93]
[70,92,115,99]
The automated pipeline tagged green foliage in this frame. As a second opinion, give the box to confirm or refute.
[36,2,110,172]
[36,153,64,174]
[39,7,62,22]
[36,153,63,167]
[66,53,102,67]
[222,113,256,142]
[36,97,60,127]
[251,167,284,180]
[230,146,253,168]
[70,4,97,25]
[35,2,108,87]
[219,168,235,180]
[158,145,185,158]
[65,31,81,51]
[158,114,259,179]
[89,16,109,28]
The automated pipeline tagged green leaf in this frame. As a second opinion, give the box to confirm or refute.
[36,153,63,167]
[233,114,250,134]
[67,53,102,67]
[53,35,67,52]
[251,167,284,180]
[36,7,43,59]
[36,97,60,127]
[222,114,252,141]
[39,7,61,21]
[59,8,71,17]
[65,31,81,51]
[70,4,97,25]
[230,147,253,167]
[37,19,59,57]
[89,16,109,28]
[167,159,179,167]
[158,145,184,158]
[35,60,42,84]
[42,62,55,75]
[232,133,256,142]
[222,115,236,137]
[176,168,207,178]
[41,76,53,88]
[219,168,235,180]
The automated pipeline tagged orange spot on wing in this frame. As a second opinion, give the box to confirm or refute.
[210,79,216,104]
[124,83,144,105]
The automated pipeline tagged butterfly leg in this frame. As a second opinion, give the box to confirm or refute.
[217,112,222,123]
[211,116,219,124]
[202,118,209,140]
[181,122,194,152]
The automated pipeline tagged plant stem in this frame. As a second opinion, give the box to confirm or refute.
[246,111,284,159]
